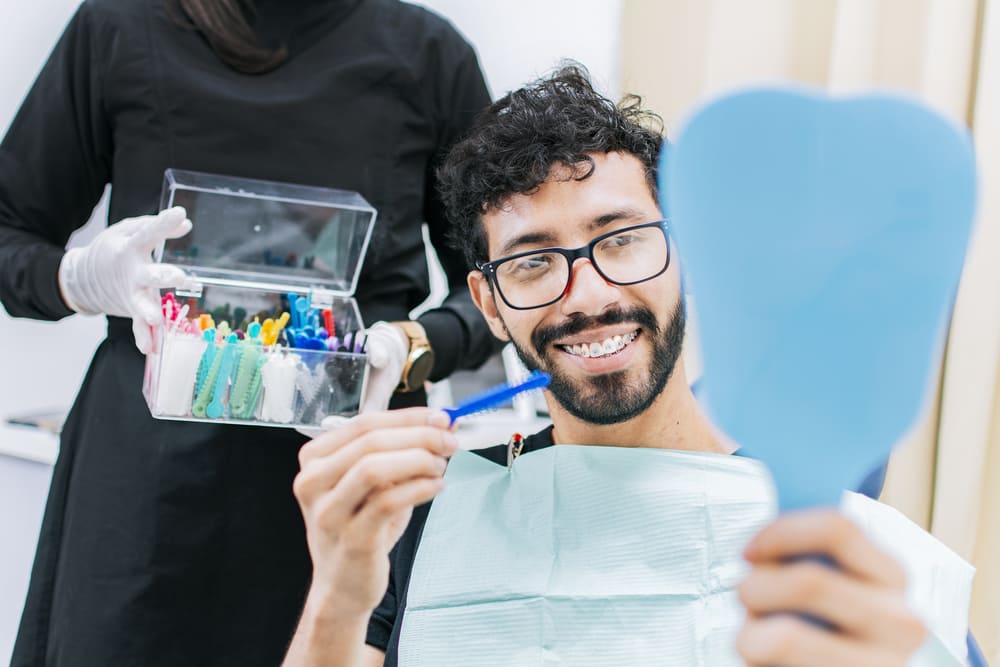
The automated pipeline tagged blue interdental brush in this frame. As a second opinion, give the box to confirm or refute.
[194,328,218,395]
[443,371,550,426]
[205,334,240,419]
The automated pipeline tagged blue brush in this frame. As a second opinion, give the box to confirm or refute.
[444,371,550,425]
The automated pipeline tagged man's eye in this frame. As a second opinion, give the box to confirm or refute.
[600,233,639,250]
[512,255,552,272]
[504,253,556,280]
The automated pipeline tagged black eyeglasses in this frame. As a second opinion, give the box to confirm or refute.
[476,220,671,310]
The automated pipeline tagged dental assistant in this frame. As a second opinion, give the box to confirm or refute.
[0,1,494,664]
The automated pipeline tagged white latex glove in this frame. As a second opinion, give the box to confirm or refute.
[360,321,409,413]
[58,206,192,354]
[294,321,408,439]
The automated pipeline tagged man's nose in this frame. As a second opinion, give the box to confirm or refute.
[558,259,620,316]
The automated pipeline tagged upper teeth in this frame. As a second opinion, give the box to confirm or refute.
[562,331,638,358]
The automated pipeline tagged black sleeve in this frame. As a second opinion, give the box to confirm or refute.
[0,2,113,321]
[365,500,432,654]
[416,37,501,381]
[365,543,399,653]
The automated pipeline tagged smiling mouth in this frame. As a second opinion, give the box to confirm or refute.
[559,329,640,359]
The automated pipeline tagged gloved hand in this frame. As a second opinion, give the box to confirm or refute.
[58,206,192,354]
[294,321,408,438]
[359,321,409,413]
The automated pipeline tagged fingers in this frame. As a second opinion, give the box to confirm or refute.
[738,614,904,667]
[298,447,448,533]
[295,409,456,520]
[740,511,926,665]
[359,379,394,414]
[132,318,153,355]
[295,423,456,506]
[363,323,408,370]
[132,264,187,330]
[349,476,446,542]
[131,284,166,326]
[294,409,457,554]
[366,341,391,369]
[137,263,188,289]
[744,511,906,590]
[130,206,192,251]
[739,561,925,653]
[338,447,447,513]
[300,408,452,464]
[358,325,410,413]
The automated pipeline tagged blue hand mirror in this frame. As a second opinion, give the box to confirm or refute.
[662,88,977,510]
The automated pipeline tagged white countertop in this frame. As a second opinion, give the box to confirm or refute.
[0,424,58,465]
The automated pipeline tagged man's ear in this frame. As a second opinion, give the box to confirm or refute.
[468,270,510,342]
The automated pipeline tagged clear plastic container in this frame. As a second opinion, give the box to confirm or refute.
[143,170,377,428]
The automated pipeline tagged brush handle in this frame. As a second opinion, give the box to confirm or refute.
[444,371,550,425]
[206,344,240,419]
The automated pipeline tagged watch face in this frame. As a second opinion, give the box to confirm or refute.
[407,351,435,388]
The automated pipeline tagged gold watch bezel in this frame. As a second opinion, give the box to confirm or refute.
[392,321,434,392]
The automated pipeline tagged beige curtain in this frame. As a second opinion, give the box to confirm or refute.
[621,0,999,660]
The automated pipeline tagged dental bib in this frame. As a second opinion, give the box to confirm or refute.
[400,445,772,665]
[398,446,972,666]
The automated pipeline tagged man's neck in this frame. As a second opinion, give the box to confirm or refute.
[546,368,733,454]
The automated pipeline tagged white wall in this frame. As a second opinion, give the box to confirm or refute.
[0,2,108,461]
[0,7,100,665]
[415,0,623,99]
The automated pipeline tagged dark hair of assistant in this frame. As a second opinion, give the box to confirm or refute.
[438,63,665,270]
[165,0,287,73]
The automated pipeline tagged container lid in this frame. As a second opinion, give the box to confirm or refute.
[157,169,377,295]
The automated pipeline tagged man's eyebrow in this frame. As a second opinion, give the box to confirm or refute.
[494,208,652,258]
[588,208,650,231]
[496,231,559,258]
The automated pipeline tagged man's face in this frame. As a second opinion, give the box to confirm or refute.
[468,152,686,425]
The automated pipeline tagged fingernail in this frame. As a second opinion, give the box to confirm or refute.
[428,411,450,429]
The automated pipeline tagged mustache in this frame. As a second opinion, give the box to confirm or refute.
[532,306,661,353]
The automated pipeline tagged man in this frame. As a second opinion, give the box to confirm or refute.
[284,67,937,666]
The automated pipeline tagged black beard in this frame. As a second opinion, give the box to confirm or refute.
[508,299,686,425]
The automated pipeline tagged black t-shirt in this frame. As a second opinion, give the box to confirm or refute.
[367,425,555,665]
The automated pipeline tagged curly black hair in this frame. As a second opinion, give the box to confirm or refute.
[438,63,664,269]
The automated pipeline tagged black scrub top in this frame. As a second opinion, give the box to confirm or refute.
[0,1,493,665]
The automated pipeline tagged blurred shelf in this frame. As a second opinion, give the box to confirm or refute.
[0,423,58,466]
